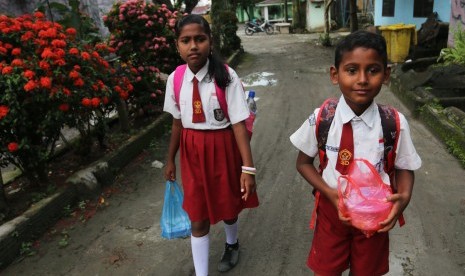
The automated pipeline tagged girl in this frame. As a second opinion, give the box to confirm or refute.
[163,14,259,275]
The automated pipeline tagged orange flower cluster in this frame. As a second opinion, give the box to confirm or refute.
[0,11,134,164]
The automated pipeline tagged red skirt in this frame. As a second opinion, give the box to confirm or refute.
[180,127,259,224]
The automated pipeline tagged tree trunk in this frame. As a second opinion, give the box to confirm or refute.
[324,0,335,34]
[116,98,130,132]
[292,0,306,30]
[349,0,358,32]
[210,0,223,52]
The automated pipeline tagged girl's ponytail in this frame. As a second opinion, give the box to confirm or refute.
[208,51,231,91]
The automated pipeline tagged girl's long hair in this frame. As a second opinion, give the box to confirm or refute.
[174,14,232,90]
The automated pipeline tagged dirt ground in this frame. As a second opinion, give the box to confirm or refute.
[2,30,465,276]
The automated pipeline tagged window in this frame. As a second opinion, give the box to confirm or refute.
[382,0,395,17]
[413,0,434,17]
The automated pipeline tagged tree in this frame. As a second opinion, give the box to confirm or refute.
[292,0,306,30]
[324,0,335,34]
[349,0,358,32]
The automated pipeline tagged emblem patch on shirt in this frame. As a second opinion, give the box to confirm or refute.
[214,109,225,121]
[308,113,316,126]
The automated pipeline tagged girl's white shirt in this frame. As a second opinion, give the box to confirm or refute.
[290,96,422,189]
[163,60,250,129]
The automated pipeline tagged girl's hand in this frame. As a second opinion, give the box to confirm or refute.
[377,192,409,232]
[164,161,176,181]
[240,172,256,201]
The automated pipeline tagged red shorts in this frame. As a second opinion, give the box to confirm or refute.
[180,128,259,224]
[307,194,389,276]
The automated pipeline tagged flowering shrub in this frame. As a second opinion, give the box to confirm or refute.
[0,12,133,184]
[104,0,182,113]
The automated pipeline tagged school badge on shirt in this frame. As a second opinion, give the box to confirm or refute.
[214,108,225,121]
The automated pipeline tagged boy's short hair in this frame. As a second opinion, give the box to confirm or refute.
[334,30,388,68]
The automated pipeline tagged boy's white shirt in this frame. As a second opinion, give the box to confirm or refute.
[163,59,250,129]
[290,95,422,189]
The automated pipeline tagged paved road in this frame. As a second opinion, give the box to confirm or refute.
[2,31,465,276]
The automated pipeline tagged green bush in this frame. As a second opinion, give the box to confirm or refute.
[439,27,465,65]
[104,0,182,114]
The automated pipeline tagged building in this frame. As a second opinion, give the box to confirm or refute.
[374,0,450,30]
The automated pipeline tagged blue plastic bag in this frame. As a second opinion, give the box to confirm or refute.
[160,180,191,239]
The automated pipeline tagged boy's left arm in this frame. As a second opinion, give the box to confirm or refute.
[378,169,415,232]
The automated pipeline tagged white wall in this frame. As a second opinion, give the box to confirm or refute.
[306,1,326,32]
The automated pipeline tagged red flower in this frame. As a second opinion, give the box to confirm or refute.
[69,70,79,79]
[23,70,35,79]
[73,78,84,87]
[24,80,37,92]
[2,66,13,75]
[69,48,79,55]
[34,11,45,19]
[0,105,9,119]
[39,60,50,70]
[11,48,21,55]
[73,65,81,71]
[11,58,23,67]
[65,28,77,36]
[41,48,55,59]
[91,97,100,108]
[40,77,52,89]
[81,52,91,60]
[62,87,71,96]
[102,96,110,105]
[51,39,66,48]
[59,103,69,112]
[21,31,34,41]
[0,47,7,54]
[7,142,19,152]
[81,97,92,107]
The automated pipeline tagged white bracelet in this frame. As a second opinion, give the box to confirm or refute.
[242,170,256,175]
[241,166,256,172]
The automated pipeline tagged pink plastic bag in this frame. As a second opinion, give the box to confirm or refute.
[337,159,393,237]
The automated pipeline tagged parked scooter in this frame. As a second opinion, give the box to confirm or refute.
[245,20,274,35]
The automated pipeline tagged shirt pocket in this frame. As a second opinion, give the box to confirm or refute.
[209,95,227,125]
[360,141,385,173]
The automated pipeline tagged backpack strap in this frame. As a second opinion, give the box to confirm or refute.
[310,98,338,229]
[316,98,338,173]
[172,64,230,121]
[173,64,187,107]
[378,104,404,226]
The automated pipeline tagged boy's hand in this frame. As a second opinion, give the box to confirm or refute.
[328,189,352,226]
[240,172,256,201]
[164,161,176,181]
[377,192,409,232]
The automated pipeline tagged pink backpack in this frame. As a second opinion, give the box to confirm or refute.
[172,64,254,138]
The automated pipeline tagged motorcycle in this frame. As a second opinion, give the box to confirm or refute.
[245,20,274,35]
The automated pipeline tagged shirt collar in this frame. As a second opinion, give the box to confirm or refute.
[185,59,209,83]
[338,95,377,128]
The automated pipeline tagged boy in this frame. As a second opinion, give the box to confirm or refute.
[290,31,421,275]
